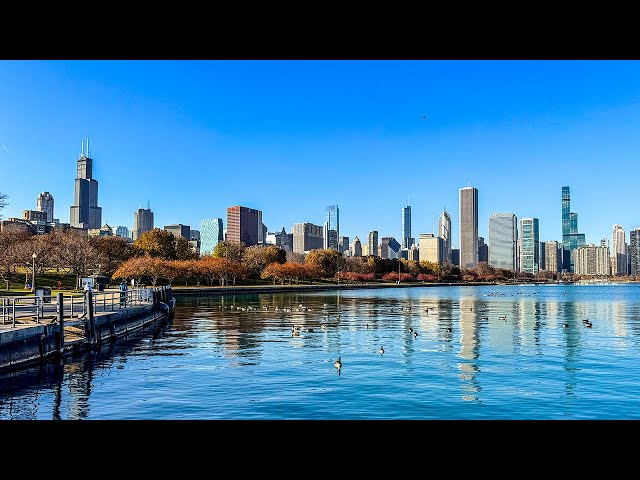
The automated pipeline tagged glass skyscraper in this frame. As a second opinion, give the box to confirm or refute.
[488,213,517,271]
[401,205,414,249]
[561,186,585,272]
[200,218,224,255]
[324,205,339,250]
[520,217,539,274]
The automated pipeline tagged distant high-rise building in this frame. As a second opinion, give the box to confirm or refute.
[70,138,102,230]
[324,205,339,250]
[574,244,611,276]
[164,224,190,240]
[561,186,586,272]
[419,233,445,263]
[459,186,478,268]
[338,236,349,254]
[226,205,262,247]
[539,241,546,271]
[190,230,200,241]
[488,213,517,271]
[402,204,414,249]
[451,248,460,266]
[23,210,47,222]
[381,237,401,259]
[367,231,379,257]
[36,191,54,223]
[478,237,488,263]
[293,223,324,253]
[612,225,627,276]
[520,217,540,274]
[408,244,419,262]
[439,210,452,262]
[200,218,224,255]
[352,236,362,257]
[133,207,154,240]
[544,240,562,272]
[266,227,293,253]
[116,226,129,239]
[630,228,640,276]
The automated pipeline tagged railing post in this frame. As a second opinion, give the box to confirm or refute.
[70,295,74,318]
[57,292,64,353]
[12,298,16,327]
[2,297,4,325]
[87,290,95,343]
[36,297,40,324]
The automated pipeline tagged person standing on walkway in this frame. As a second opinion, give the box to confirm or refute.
[119,280,128,307]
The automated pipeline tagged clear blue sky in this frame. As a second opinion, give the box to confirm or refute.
[1,60,639,247]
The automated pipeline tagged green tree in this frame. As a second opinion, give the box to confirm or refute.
[133,228,176,259]
[213,241,245,262]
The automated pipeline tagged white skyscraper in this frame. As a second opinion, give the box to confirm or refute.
[488,213,517,271]
[612,224,627,276]
[438,210,452,263]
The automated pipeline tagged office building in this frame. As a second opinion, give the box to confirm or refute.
[459,186,478,268]
[439,210,452,262]
[338,236,349,254]
[561,186,586,272]
[352,236,362,257]
[519,218,539,274]
[266,227,293,253]
[408,244,419,262]
[543,240,562,272]
[402,204,414,249]
[630,228,640,276]
[133,207,154,240]
[324,205,339,250]
[116,226,129,239]
[367,230,379,257]
[478,237,488,263]
[23,210,47,222]
[574,244,611,276]
[419,233,445,264]
[70,138,102,230]
[292,222,323,253]
[164,224,191,240]
[226,205,262,247]
[200,218,224,255]
[612,225,627,275]
[451,248,460,266]
[488,213,517,271]
[381,237,401,259]
[36,191,54,223]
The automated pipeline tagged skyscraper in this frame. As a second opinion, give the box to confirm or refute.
[200,218,224,255]
[227,205,262,247]
[338,236,349,254]
[368,230,379,257]
[561,186,586,272]
[381,237,401,259]
[459,186,478,268]
[478,237,488,263]
[293,222,324,253]
[419,233,445,263]
[70,138,102,230]
[488,213,517,271]
[401,204,414,249]
[115,226,129,239]
[574,244,611,276]
[352,236,362,257]
[438,210,452,263]
[544,240,562,272]
[520,217,540,274]
[630,228,640,276]
[612,225,627,276]
[133,207,154,240]
[324,205,339,250]
[36,192,54,223]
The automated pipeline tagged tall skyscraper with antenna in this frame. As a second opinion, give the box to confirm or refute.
[70,138,102,229]
[401,202,414,249]
[459,186,478,268]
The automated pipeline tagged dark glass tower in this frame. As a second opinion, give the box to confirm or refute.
[70,138,102,230]
[561,186,585,272]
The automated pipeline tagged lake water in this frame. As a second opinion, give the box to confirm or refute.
[2,283,640,420]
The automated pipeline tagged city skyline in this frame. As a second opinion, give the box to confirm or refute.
[2,60,640,246]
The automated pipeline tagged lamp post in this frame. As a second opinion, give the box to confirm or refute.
[31,252,36,293]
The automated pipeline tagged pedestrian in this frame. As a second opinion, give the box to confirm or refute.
[119,279,128,307]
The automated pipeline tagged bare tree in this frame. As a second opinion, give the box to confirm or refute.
[0,226,31,289]
[51,230,98,288]
[0,192,7,220]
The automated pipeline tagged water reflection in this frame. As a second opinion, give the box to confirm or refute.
[458,297,481,403]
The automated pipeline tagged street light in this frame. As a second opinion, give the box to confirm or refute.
[31,252,36,293]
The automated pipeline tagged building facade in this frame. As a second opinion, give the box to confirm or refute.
[324,205,339,250]
[367,230,379,257]
[543,240,562,272]
[200,218,224,255]
[352,236,362,257]
[36,191,54,223]
[630,228,640,276]
[70,139,102,230]
[338,236,349,254]
[381,237,401,259]
[402,205,414,249]
[488,213,517,271]
[478,237,488,263]
[164,224,191,240]
[561,186,586,272]
[520,217,540,274]
[451,248,460,266]
[612,224,627,275]
[226,206,262,247]
[459,187,478,268]
[419,233,445,264]
[439,210,452,263]
[292,222,323,253]
[115,225,129,239]
[574,244,611,276]
[133,208,154,240]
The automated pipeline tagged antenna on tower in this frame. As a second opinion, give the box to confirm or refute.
[147,200,150,210]
[81,140,84,156]
[87,137,90,157]
[432,212,435,234]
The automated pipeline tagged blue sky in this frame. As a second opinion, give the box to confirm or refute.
[1,60,639,247]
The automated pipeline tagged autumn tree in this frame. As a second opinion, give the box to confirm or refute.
[305,249,344,278]
[0,226,31,289]
[476,261,495,276]
[112,256,167,286]
[112,257,146,286]
[133,228,176,259]
[14,232,59,288]
[213,241,245,262]
[175,237,198,261]
[51,230,98,288]
[242,245,286,278]
[286,251,306,263]
[90,235,133,278]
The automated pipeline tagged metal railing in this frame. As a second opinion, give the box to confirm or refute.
[1,288,154,327]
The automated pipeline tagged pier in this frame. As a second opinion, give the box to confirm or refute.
[0,285,174,373]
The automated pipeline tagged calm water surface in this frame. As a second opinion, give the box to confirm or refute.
[2,284,640,420]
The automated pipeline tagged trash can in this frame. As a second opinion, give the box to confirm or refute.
[35,286,52,303]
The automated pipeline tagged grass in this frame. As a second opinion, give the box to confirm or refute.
[0,271,82,296]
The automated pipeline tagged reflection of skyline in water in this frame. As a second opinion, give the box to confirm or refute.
[4,285,640,419]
